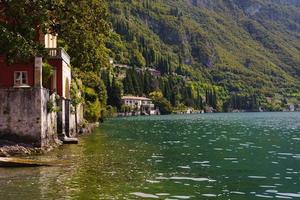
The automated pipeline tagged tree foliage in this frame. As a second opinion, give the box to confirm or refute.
[107,0,300,111]
[0,0,111,122]
[0,0,54,63]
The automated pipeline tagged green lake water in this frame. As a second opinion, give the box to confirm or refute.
[0,113,300,199]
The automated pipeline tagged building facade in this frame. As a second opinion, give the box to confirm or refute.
[121,96,158,115]
[0,30,79,148]
[0,33,71,97]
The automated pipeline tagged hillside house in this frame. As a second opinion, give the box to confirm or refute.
[145,68,161,77]
[112,61,161,77]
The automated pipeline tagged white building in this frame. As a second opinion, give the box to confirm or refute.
[288,104,295,112]
[121,96,158,115]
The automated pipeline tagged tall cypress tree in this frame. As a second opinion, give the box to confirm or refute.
[123,70,135,95]
[111,76,122,110]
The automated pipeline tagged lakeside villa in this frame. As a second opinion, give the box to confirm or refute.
[0,28,83,149]
[121,96,160,116]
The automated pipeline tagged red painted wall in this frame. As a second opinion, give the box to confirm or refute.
[0,56,35,88]
[0,56,65,98]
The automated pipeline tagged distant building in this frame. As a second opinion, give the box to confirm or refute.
[145,68,161,77]
[186,107,193,114]
[206,107,215,113]
[266,97,273,103]
[121,96,158,115]
[288,104,295,112]
[113,64,131,70]
[109,58,114,65]
[112,62,161,77]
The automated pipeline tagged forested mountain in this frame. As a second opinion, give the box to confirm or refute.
[107,0,300,111]
[2,0,300,121]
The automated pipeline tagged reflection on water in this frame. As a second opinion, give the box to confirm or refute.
[0,113,300,199]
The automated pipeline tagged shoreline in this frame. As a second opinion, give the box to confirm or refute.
[0,123,97,157]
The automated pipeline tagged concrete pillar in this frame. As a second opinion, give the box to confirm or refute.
[52,35,57,48]
[65,99,70,137]
[34,57,43,88]
[52,69,57,92]
[44,34,49,48]
[57,98,66,139]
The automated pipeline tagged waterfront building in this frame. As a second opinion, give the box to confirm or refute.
[121,96,159,115]
[286,104,295,112]
[186,107,193,114]
[0,33,71,99]
[0,24,82,148]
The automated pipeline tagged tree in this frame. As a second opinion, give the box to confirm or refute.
[73,69,107,122]
[123,70,135,95]
[84,87,100,122]
[1,1,112,122]
[0,0,60,63]
[109,77,123,110]
[149,91,172,115]
[131,49,146,67]
[56,0,111,72]
[70,78,84,132]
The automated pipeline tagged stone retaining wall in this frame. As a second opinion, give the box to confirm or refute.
[69,104,84,137]
[0,88,59,148]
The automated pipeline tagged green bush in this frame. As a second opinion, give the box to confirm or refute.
[85,87,98,102]
[150,91,172,115]
[84,98,101,122]
[42,62,54,88]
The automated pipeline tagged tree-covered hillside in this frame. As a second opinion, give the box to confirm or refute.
[2,0,300,119]
[107,0,300,109]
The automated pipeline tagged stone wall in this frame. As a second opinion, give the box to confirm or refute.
[69,104,84,137]
[41,91,59,148]
[0,88,59,148]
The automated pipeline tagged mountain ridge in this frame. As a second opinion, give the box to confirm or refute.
[107,0,300,107]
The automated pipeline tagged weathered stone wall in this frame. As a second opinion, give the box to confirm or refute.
[56,98,65,138]
[69,104,84,137]
[41,91,59,148]
[0,88,59,148]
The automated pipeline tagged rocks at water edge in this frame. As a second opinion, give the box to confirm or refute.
[0,144,41,157]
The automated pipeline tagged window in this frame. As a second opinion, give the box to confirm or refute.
[14,71,28,86]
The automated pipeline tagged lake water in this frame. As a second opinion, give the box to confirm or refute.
[0,113,300,199]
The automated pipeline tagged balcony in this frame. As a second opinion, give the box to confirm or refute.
[47,48,70,65]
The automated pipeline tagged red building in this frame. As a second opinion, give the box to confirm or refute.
[0,2,71,98]
[0,5,81,146]
[0,33,71,99]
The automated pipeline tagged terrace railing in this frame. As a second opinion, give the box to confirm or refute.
[47,48,70,65]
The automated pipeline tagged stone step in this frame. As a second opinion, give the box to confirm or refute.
[62,137,79,144]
